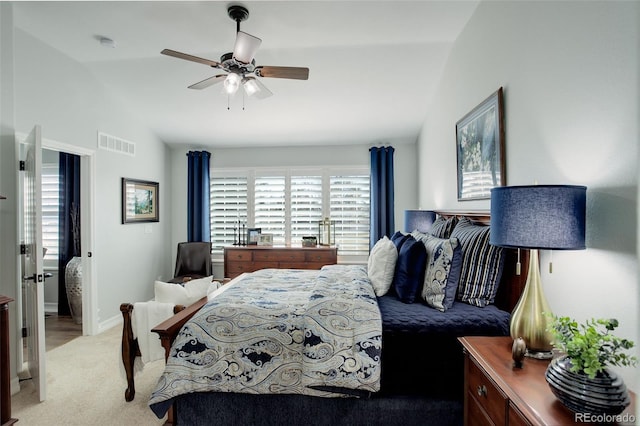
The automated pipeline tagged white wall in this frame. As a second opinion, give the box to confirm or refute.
[417,1,639,391]
[169,141,418,260]
[0,1,20,394]
[12,29,173,332]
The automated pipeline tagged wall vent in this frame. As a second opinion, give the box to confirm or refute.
[97,132,136,156]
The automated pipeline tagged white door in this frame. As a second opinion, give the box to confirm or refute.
[21,125,47,401]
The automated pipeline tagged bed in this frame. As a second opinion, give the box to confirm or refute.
[147,211,527,425]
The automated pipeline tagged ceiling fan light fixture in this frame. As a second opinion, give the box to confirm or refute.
[242,77,260,97]
[223,73,241,95]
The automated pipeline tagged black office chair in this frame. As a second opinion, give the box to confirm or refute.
[170,241,212,283]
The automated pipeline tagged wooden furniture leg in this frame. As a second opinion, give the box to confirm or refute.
[120,303,139,402]
[121,302,187,403]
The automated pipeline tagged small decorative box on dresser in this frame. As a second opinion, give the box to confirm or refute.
[459,336,636,426]
[224,246,338,279]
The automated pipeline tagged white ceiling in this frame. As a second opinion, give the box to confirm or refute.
[13,1,479,148]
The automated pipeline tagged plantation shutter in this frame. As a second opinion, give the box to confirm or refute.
[330,174,370,254]
[254,175,286,245]
[42,164,60,262]
[290,175,323,243]
[210,176,248,248]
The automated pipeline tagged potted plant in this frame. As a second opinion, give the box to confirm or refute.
[545,314,637,415]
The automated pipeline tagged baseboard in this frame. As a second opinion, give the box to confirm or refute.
[98,313,122,334]
[45,302,57,313]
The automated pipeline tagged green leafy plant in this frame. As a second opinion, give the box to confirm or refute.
[547,315,637,379]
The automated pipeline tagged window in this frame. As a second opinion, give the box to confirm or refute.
[210,167,370,254]
[254,175,286,245]
[290,175,323,242]
[42,163,60,264]
[210,175,248,249]
[330,175,370,253]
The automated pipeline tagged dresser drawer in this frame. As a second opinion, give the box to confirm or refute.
[508,403,532,426]
[467,390,495,426]
[253,250,305,262]
[225,250,253,262]
[226,262,256,275]
[252,261,280,270]
[304,250,336,263]
[467,358,507,425]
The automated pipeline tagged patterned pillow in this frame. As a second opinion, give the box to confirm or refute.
[450,217,505,307]
[429,216,459,239]
[413,234,463,312]
[392,236,427,304]
[367,236,398,297]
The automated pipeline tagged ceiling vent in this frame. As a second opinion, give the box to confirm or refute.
[97,132,135,156]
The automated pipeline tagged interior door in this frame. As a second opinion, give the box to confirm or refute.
[21,125,47,401]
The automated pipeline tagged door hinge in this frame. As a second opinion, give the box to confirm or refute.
[22,327,28,338]
[19,160,25,171]
[20,244,27,255]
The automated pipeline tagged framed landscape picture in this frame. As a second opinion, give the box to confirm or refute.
[121,178,159,224]
[258,233,273,246]
[455,87,505,200]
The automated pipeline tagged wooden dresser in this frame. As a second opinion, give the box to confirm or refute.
[224,246,338,279]
[1,295,17,426]
[459,336,636,426]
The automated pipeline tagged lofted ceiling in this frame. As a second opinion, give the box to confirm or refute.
[13,1,479,148]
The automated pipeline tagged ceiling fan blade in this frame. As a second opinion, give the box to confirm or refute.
[233,31,262,64]
[255,66,309,80]
[188,74,227,90]
[161,49,220,68]
[243,77,273,99]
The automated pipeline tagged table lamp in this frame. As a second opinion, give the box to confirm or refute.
[490,185,586,358]
[404,210,436,233]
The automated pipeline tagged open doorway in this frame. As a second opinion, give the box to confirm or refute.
[41,148,82,351]
[15,130,96,403]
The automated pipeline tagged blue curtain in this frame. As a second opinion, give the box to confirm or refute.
[187,151,211,242]
[58,152,81,316]
[369,146,395,249]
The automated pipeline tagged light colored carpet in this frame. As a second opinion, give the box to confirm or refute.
[12,325,167,425]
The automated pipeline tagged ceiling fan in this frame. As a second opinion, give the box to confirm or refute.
[161,5,309,100]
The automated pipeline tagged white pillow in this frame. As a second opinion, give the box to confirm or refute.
[155,276,219,306]
[367,236,398,296]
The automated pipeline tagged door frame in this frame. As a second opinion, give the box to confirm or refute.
[16,133,97,338]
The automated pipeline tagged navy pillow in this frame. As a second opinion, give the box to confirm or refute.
[393,236,427,304]
[391,231,410,252]
[443,244,463,309]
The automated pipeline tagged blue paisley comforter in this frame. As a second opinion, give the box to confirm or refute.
[149,265,382,417]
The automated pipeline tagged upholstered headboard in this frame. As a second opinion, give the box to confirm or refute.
[433,210,528,313]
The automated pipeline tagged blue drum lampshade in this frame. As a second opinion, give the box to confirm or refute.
[490,185,586,250]
[404,210,436,233]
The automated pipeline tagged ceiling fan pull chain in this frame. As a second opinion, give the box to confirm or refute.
[227,95,231,111]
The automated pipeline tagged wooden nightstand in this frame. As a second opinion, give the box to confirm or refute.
[459,336,636,426]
